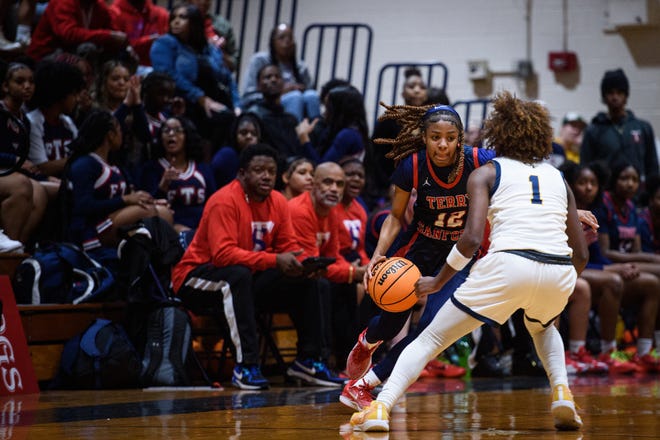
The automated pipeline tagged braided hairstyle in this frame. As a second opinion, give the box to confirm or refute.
[481,91,552,164]
[374,101,465,183]
[67,109,118,163]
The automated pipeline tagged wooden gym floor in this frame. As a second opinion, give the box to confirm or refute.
[2,373,659,439]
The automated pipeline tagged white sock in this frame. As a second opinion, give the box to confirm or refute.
[637,338,653,357]
[600,339,616,353]
[654,330,660,350]
[16,24,31,41]
[376,302,480,409]
[569,340,585,354]
[361,370,381,388]
[526,320,568,388]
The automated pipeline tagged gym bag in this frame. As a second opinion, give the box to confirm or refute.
[53,318,142,389]
[12,242,115,305]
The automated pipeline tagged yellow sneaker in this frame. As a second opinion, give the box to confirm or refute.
[551,384,583,430]
[350,400,390,432]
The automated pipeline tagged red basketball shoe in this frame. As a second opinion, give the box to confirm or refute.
[339,378,375,410]
[598,349,637,375]
[631,352,660,374]
[346,328,382,380]
[567,346,608,375]
[424,358,467,378]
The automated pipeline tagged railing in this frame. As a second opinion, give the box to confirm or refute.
[373,61,448,126]
[300,23,373,97]
[452,98,492,131]
[160,0,298,83]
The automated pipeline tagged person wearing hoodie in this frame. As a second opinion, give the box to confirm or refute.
[580,68,658,184]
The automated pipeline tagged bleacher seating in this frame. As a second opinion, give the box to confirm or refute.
[300,22,373,96]
[372,61,448,126]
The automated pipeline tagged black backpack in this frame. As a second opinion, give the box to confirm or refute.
[118,217,209,387]
[54,318,142,389]
[140,304,193,386]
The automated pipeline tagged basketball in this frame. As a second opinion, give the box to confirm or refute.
[367,257,421,312]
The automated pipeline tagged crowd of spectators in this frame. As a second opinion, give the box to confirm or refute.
[1,0,659,390]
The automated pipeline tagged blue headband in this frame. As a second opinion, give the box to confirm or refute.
[423,105,460,121]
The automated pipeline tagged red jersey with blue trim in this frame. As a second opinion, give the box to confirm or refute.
[172,179,300,292]
[288,191,353,283]
[333,198,369,265]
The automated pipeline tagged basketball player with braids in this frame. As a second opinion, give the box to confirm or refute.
[350,91,588,432]
[340,102,495,409]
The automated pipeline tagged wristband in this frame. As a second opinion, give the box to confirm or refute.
[446,245,471,271]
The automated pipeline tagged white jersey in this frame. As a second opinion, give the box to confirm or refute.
[487,157,572,257]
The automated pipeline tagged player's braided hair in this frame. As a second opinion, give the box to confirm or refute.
[374,102,465,183]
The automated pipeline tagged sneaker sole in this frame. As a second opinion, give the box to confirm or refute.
[231,377,268,390]
[352,419,389,432]
[339,394,363,411]
[286,369,344,388]
[551,401,583,430]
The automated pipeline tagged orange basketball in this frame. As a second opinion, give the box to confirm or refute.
[367,257,421,312]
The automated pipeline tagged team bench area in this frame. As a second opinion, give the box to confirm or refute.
[17,302,297,388]
[3,252,297,389]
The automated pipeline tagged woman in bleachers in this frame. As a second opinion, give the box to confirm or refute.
[279,156,314,201]
[95,59,151,182]
[211,112,262,189]
[0,62,47,252]
[63,109,172,254]
[27,60,85,178]
[150,3,238,148]
[242,23,320,122]
[140,115,215,232]
[308,85,368,164]
[561,160,659,373]
[370,67,431,209]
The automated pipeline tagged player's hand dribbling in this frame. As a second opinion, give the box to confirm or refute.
[363,255,386,291]
[415,275,439,299]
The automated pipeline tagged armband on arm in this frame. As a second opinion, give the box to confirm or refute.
[446,245,471,271]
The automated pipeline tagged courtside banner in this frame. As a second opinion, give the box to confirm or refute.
[0,276,39,395]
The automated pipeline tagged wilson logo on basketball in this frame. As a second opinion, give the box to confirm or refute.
[376,259,408,286]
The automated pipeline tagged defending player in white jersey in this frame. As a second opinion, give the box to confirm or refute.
[349,91,589,432]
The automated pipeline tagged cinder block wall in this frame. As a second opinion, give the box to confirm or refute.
[194,0,660,137]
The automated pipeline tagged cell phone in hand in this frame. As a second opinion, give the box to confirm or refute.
[302,256,336,273]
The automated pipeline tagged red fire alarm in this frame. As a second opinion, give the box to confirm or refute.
[548,51,578,72]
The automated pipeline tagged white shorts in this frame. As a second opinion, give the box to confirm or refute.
[452,251,577,326]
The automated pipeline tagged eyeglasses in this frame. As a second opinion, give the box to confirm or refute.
[163,126,184,135]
